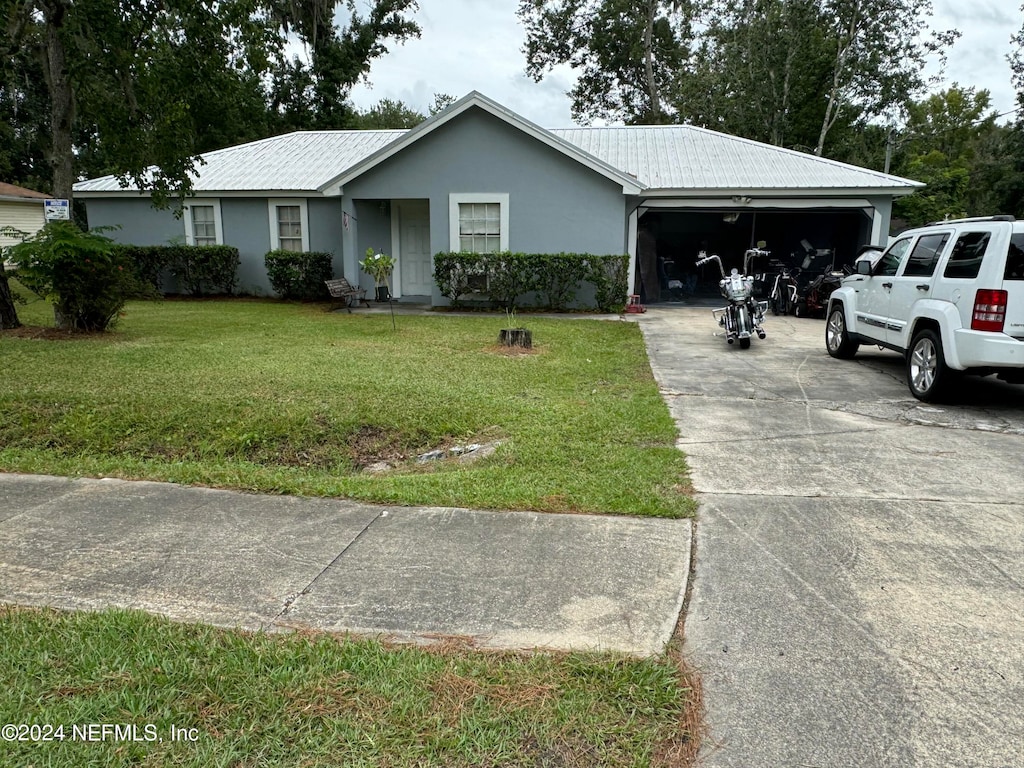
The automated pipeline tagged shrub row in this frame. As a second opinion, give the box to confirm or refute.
[433,252,629,312]
[113,244,240,296]
[264,250,334,301]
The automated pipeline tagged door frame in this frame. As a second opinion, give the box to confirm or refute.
[389,199,431,299]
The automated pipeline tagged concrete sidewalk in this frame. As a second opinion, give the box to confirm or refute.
[0,473,691,656]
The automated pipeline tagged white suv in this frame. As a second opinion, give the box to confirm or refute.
[825,215,1024,401]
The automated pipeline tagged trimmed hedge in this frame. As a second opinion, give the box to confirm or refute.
[112,244,240,296]
[264,250,334,301]
[433,252,629,312]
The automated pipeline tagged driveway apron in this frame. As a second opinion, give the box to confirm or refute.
[639,306,1024,768]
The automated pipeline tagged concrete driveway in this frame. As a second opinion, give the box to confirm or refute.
[640,307,1024,768]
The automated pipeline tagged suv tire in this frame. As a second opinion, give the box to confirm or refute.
[907,329,952,402]
[825,306,859,359]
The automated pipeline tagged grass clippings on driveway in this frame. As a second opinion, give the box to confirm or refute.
[0,606,700,768]
[1,296,694,517]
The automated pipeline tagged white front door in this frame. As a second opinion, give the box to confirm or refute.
[397,201,432,296]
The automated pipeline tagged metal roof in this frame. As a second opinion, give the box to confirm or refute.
[73,101,920,197]
[73,130,403,194]
[550,125,919,193]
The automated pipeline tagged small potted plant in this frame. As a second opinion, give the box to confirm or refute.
[359,248,396,302]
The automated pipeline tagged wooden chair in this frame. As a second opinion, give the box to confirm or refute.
[324,278,368,312]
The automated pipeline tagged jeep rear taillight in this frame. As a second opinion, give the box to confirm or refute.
[971,289,1008,332]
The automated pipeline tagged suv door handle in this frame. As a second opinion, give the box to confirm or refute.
[882,282,893,289]
[916,284,930,291]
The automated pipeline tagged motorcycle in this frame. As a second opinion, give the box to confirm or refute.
[695,246,769,349]
[797,266,849,318]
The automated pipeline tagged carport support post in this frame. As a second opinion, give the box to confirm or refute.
[627,208,639,297]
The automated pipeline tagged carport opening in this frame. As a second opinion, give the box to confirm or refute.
[636,208,872,304]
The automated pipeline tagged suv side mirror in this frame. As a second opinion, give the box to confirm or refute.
[856,259,872,275]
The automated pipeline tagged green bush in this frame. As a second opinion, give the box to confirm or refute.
[586,254,629,313]
[171,245,239,296]
[7,222,140,331]
[533,252,588,310]
[432,252,628,311]
[111,244,240,296]
[265,250,334,300]
[433,251,486,308]
[485,252,538,309]
[111,244,170,295]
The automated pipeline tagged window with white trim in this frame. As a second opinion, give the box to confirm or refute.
[448,193,509,253]
[268,199,309,252]
[183,199,223,246]
[191,206,216,244]
[459,203,501,253]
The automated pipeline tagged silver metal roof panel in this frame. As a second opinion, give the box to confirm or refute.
[74,112,919,196]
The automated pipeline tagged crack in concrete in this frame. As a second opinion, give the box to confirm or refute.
[661,389,1024,435]
[677,425,897,445]
[273,509,386,621]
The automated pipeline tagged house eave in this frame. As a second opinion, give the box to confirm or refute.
[73,189,324,200]
[638,185,922,199]
[0,195,46,204]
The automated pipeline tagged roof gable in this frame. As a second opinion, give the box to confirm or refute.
[319,91,645,196]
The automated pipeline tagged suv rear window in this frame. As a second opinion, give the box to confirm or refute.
[1006,234,1024,280]
[944,231,990,279]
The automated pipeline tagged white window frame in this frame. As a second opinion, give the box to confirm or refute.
[183,199,223,246]
[268,198,309,252]
[448,193,509,253]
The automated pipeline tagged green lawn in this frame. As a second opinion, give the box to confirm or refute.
[1,292,702,765]
[0,606,698,768]
[1,292,694,517]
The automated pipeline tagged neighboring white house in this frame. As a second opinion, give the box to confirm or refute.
[0,182,48,249]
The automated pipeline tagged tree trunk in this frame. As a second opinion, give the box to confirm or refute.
[0,268,22,330]
[40,0,75,202]
[815,1,861,156]
[643,0,662,123]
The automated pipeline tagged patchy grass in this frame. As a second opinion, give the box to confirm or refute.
[0,606,700,767]
[0,294,694,517]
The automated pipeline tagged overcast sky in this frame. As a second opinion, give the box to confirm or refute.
[348,0,1021,128]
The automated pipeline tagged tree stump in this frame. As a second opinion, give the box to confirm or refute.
[498,328,532,348]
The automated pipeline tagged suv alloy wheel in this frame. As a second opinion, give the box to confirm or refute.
[907,329,951,402]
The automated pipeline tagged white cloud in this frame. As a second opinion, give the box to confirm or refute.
[349,0,1021,126]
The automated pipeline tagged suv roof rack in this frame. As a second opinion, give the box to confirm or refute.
[923,214,1016,226]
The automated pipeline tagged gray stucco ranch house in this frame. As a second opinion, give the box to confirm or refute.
[74,91,921,305]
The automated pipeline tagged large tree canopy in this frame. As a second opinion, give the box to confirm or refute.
[519,0,692,124]
[0,0,421,204]
[676,0,833,150]
[890,86,1000,225]
[521,0,957,157]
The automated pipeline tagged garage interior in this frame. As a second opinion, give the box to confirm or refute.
[635,207,875,304]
